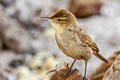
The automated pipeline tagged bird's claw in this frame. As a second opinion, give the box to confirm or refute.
[73,68,79,72]
[64,68,78,78]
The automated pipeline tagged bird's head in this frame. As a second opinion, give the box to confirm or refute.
[41,9,77,31]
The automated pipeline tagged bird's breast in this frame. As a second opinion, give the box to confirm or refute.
[55,31,92,60]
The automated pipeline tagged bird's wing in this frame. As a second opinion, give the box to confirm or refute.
[76,27,108,63]
[76,28,99,52]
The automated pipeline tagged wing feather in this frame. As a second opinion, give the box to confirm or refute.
[76,27,108,63]
[76,28,99,52]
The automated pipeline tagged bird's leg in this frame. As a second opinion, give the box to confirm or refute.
[64,59,77,78]
[83,62,88,80]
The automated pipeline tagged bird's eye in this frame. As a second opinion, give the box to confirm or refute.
[57,19,61,21]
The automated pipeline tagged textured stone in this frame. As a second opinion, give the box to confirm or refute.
[102,51,120,80]
[50,64,83,80]
[0,12,33,53]
[69,0,102,18]
[90,51,120,80]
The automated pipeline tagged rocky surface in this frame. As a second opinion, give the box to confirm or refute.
[0,73,8,80]
[0,13,33,53]
[90,51,120,80]
[69,0,102,18]
[50,64,83,80]
[102,52,120,80]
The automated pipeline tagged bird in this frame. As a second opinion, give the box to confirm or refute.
[41,9,108,80]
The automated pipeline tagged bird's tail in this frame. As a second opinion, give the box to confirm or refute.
[94,52,109,63]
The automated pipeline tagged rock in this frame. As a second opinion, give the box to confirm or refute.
[0,0,15,7]
[102,51,120,80]
[50,69,83,80]
[16,51,60,80]
[29,51,58,71]
[0,51,23,69]
[0,39,2,50]
[0,51,23,80]
[0,12,33,53]
[69,0,103,18]
[9,59,24,68]
[50,64,83,80]
[0,73,8,80]
[0,22,3,50]
[90,51,120,80]
[16,66,39,80]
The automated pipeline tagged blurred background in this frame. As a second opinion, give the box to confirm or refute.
[0,0,120,80]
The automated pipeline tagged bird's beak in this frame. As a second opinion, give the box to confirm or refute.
[40,17,51,20]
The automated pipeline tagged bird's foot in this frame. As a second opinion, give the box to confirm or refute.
[64,68,78,78]
[83,76,88,80]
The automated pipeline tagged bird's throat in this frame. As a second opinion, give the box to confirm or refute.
[52,23,64,33]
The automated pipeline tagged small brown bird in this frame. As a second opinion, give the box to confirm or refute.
[41,9,108,80]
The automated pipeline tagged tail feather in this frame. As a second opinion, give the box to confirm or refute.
[94,52,109,63]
